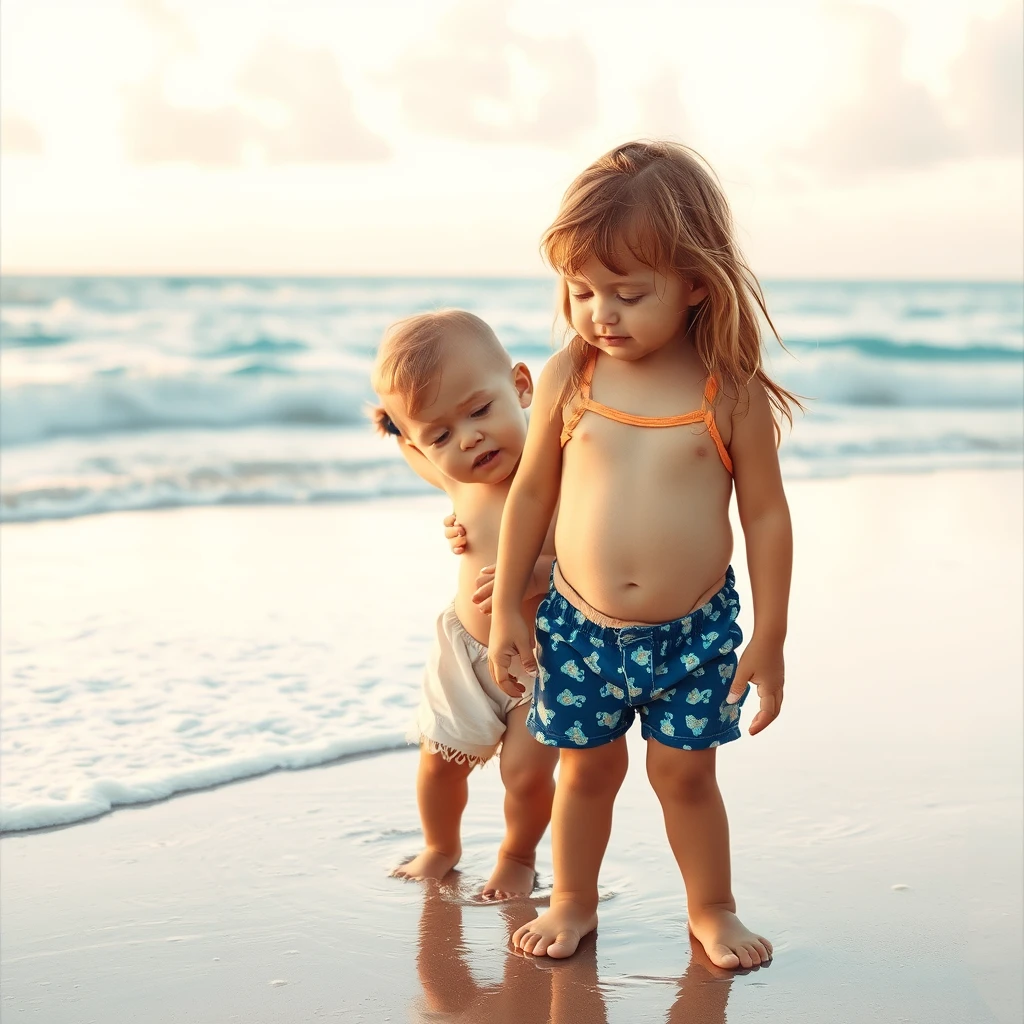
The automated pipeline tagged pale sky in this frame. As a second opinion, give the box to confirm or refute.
[1,0,1021,278]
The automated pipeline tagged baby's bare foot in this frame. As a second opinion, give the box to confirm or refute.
[390,847,460,882]
[512,899,597,959]
[481,855,537,900]
[687,906,772,970]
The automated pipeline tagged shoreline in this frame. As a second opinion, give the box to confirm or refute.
[3,460,1021,529]
[2,745,410,839]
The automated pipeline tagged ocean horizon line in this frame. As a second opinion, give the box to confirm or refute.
[2,271,1022,287]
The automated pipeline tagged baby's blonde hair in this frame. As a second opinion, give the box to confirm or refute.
[371,309,510,428]
[542,140,801,436]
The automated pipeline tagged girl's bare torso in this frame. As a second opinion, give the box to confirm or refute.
[555,348,736,623]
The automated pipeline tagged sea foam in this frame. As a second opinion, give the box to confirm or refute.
[1,496,455,833]
[0,733,406,832]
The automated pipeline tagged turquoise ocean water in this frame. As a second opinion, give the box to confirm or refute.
[2,276,1022,523]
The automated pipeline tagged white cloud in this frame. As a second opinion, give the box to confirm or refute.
[632,68,692,141]
[948,2,1023,157]
[1,113,44,156]
[122,41,389,166]
[799,5,962,178]
[122,79,250,166]
[127,0,197,55]
[390,0,598,146]
[797,2,1023,180]
[238,40,389,163]
[121,2,388,166]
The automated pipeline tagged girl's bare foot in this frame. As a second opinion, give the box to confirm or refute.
[391,846,460,882]
[687,906,772,970]
[512,898,598,958]
[480,855,537,900]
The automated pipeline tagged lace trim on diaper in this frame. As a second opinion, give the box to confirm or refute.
[419,736,493,768]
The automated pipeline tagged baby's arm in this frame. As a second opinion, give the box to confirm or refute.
[725,382,792,736]
[371,406,449,493]
[373,407,464,553]
[487,354,568,694]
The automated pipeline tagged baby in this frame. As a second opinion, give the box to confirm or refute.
[372,309,558,898]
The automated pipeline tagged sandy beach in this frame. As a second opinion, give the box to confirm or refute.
[2,469,1022,1023]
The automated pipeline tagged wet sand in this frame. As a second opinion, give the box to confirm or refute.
[2,469,1022,1023]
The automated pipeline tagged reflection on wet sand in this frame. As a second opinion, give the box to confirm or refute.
[413,883,743,1024]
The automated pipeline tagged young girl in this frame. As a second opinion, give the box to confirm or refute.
[487,141,798,969]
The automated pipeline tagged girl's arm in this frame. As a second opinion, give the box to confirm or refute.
[725,381,792,736]
[487,353,568,695]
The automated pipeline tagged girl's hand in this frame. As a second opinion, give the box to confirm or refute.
[726,638,784,736]
[443,513,466,555]
[471,565,495,614]
[487,612,538,698]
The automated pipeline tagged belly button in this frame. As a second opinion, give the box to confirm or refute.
[696,445,708,458]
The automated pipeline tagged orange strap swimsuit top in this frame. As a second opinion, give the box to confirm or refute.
[560,349,734,475]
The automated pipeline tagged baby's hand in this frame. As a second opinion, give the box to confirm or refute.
[471,565,495,614]
[726,637,784,736]
[443,513,466,555]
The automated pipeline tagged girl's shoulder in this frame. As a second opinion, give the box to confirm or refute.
[535,346,579,402]
[705,370,771,452]
[540,345,578,383]
[531,346,584,437]
[718,373,769,421]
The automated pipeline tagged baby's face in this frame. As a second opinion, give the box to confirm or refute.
[388,348,532,485]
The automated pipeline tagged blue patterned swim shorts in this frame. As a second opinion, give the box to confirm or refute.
[526,565,748,751]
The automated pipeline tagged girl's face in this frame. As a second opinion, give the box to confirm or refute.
[565,251,707,362]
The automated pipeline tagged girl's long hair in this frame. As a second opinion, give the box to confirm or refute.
[542,140,802,437]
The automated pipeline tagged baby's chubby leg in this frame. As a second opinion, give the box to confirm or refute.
[482,703,558,899]
[645,742,772,970]
[392,747,474,881]
[514,738,629,957]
